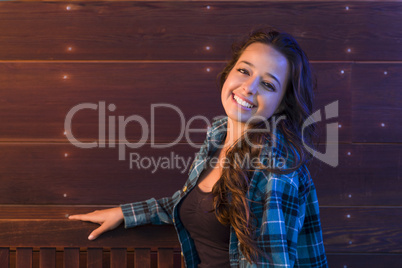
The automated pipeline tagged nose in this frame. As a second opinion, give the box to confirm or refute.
[242,77,259,95]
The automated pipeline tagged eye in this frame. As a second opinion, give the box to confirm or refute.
[237,68,250,75]
[262,81,276,92]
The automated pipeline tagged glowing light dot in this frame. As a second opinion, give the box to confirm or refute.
[344,266,348,268]
[338,124,342,128]
[345,6,349,10]
[348,241,353,245]
[206,68,211,72]
[64,131,67,135]
[66,6,71,11]
[206,5,211,9]
[347,48,351,53]
[205,46,211,51]
[340,70,344,74]
[381,123,385,127]
[108,104,116,112]
[347,152,351,156]
[347,214,351,218]
[64,153,68,157]
[348,194,352,198]
[67,47,73,51]
[63,75,68,79]
[384,71,388,75]
[63,194,67,198]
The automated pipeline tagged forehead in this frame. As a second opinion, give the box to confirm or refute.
[238,42,289,79]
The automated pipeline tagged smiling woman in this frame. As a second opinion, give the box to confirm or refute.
[69,26,328,268]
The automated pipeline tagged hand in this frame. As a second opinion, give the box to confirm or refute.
[68,207,124,240]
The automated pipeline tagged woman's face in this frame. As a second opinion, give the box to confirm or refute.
[221,42,289,127]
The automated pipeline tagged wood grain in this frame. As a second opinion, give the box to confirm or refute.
[40,248,56,268]
[0,2,400,61]
[311,144,401,206]
[158,248,174,268]
[64,248,79,268]
[0,143,400,205]
[351,64,402,143]
[327,253,402,268]
[111,248,127,268]
[0,62,355,143]
[87,248,103,268]
[16,248,32,268]
[320,207,402,253]
[0,248,9,268]
[135,248,151,268]
[0,206,401,253]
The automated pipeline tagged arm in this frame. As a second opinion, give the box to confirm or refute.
[120,189,182,228]
[68,188,183,240]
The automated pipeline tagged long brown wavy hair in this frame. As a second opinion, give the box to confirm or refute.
[211,26,317,263]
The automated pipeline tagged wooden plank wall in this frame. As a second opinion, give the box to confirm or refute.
[0,1,401,267]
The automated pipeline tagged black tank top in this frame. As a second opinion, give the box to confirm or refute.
[178,182,231,267]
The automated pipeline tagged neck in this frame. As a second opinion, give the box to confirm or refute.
[223,118,248,149]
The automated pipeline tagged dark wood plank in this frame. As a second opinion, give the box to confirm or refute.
[320,207,402,253]
[134,248,151,268]
[0,2,400,61]
[311,144,401,206]
[16,247,32,268]
[0,221,180,248]
[351,63,402,143]
[0,62,354,143]
[40,248,56,268]
[87,248,103,268]
[0,205,114,219]
[111,248,126,268]
[64,248,80,268]
[0,206,401,253]
[0,144,196,205]
[327,253,402,268]
[0,62,223,143]
[0,248,9,268]
[157,248,173,268]
[0,143,399,206]
[313,63,352,143]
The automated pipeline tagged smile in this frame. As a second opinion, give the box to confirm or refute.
[232,93,256,109]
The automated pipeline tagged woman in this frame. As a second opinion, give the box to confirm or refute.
[69,27,328,267]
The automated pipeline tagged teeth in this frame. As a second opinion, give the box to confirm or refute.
[233,95,254,108]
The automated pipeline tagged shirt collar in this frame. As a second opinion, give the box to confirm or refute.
[205,116,286,160]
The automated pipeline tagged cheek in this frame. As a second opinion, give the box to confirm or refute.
[258,95,282,116]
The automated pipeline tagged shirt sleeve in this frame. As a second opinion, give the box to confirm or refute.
[120,189,182,228]
[253,172,301,268]
[251,169,327,268]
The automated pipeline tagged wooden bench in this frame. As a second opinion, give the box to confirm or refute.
[0,207,183,268]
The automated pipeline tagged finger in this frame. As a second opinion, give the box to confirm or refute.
[69,213,101,224]
[68,214,90,221]
[88,224,108,240]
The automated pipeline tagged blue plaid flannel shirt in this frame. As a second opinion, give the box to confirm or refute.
[121,116,328,267]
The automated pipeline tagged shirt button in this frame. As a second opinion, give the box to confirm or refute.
[182,186,187,192]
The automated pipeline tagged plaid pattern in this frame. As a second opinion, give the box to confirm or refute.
[121,117,328,267]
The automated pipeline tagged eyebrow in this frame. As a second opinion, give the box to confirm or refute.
[239,61,282,87]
